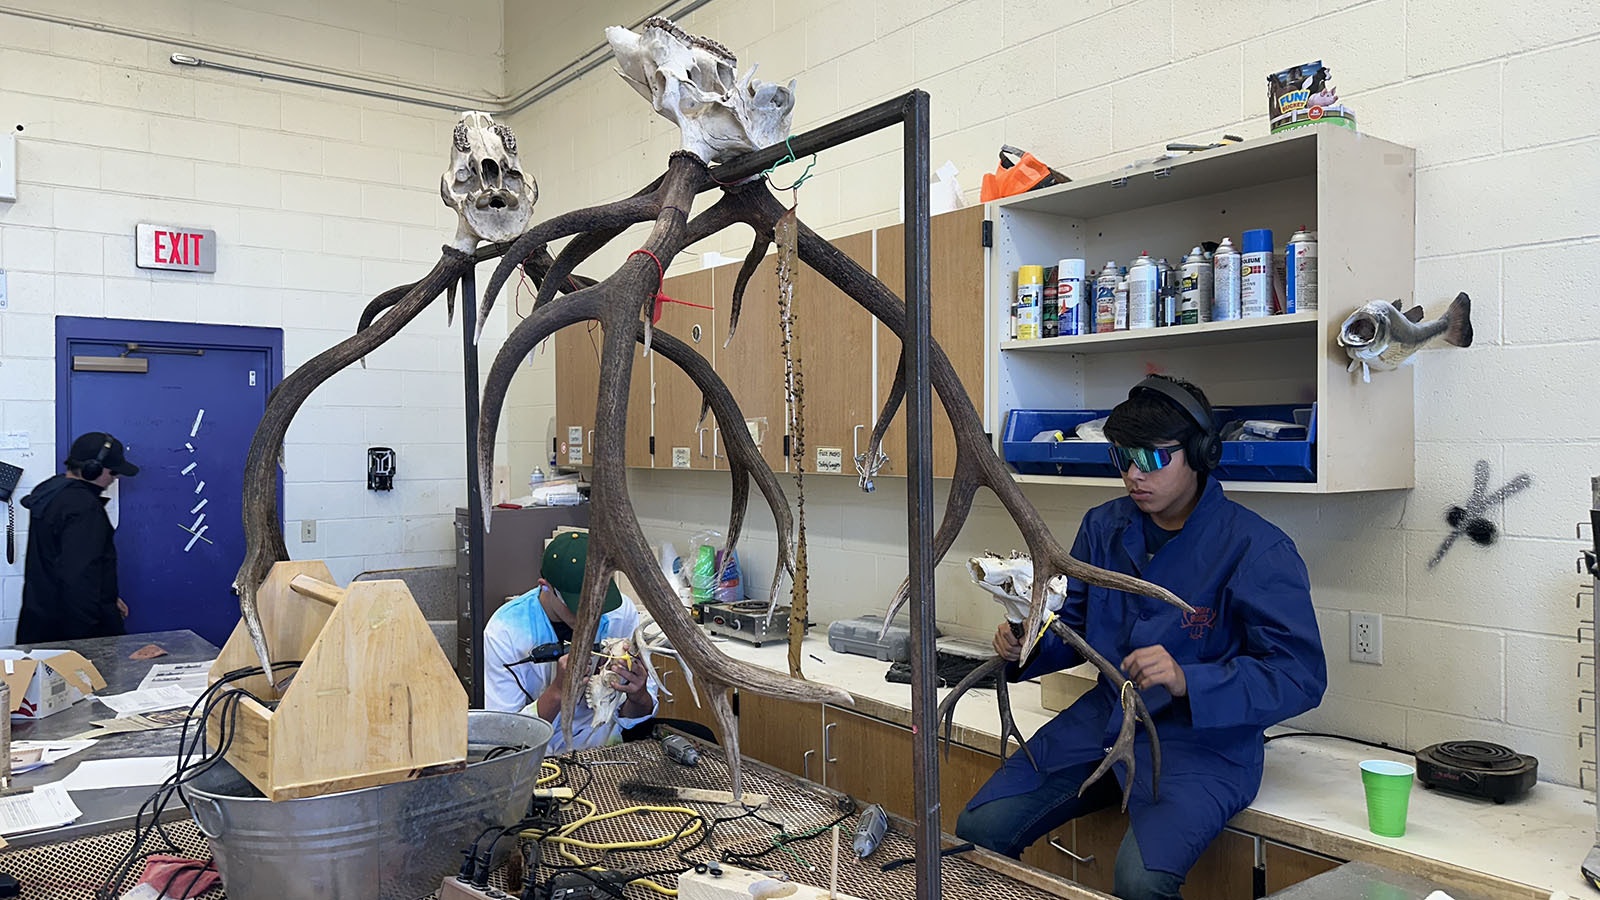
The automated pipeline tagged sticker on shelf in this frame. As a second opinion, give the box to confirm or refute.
[816,447,843,474]
[567,444,583,465]
[567,426,584,447]
[672,447,691,469]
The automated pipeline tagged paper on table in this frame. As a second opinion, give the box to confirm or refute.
[0,783,82,835]
[12,740,96,768]
[97,684,201,717]
[137,660,214,693]
[59,757,179,792]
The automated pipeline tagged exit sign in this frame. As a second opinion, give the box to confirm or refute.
[136,223,216,273]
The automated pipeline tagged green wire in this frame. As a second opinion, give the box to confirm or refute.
[764,135,819,191]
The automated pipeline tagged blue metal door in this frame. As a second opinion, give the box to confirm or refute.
[57,318,281,647]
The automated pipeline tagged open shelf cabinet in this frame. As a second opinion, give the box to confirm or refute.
[985,127,1417,493]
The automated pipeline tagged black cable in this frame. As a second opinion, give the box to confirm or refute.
[720,810,855,870]
[1263,730,1414,755]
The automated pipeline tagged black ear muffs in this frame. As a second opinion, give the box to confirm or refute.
[79,435,115,481]
[1130,377,1221,473]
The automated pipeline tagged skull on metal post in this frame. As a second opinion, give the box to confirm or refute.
[440,111,537,251]
[605,17,796,164]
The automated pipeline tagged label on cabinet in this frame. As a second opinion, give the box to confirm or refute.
[567,426,584,447]
[567,444,583,465]
[672,447,691,468]
[816,447,842,474]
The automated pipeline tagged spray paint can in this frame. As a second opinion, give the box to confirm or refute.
[1240,229,1274,318]
[1286,227,1317,312]
[1212,238,1240,321]
[1095,263,1120,333]
[1127,253,1159,330]
[1041,265,1059,338]
[1179,246,1213,325]
[1114,276,1129,331]
[1015,265,1045,340]
[1056,259,1087,336]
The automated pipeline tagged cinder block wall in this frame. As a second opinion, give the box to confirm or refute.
[0,0,510,638]
[504,1,1600,785]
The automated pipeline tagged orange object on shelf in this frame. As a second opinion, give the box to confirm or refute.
[980,144,1070,202]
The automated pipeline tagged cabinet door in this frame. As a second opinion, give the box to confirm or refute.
[653,269,718,470]
[712,258,787,471]
[1263,840,1339,894]
[737,691,824,781]
[819,706,995,836]
[554,322,600,467]
[791,232,875,477]
[1074,809,1255,898]
[873,206,987,479]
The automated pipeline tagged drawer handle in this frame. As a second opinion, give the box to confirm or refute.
[1048,838,1094,865]
[824,722,838,764]
[803,749,815,781]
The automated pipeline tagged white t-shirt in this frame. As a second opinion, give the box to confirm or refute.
[481,587,659,752]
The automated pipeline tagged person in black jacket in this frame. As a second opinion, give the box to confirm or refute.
[16,432,140,644]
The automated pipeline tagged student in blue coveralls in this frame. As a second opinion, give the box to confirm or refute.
[955,375,1327,900]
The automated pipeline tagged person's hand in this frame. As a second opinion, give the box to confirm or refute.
[1122,645,1187,697]
[116,598,129,618]
[535,655,570,721]
[611,654,653,718]
[993,621,1023,662]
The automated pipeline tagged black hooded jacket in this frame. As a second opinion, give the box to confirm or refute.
[17,475,125,643]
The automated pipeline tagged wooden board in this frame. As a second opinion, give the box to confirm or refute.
[211,562,468,800]
[678,863,867,900]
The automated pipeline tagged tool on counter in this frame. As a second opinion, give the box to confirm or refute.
[852,804,889,859]
[618,780,769,808]
[661,733,701,767]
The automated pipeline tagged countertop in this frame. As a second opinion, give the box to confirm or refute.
[706,631,1597,900]
[6,629,220,848]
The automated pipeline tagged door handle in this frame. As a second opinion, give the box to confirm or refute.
[803,749,815,781]
[1048,838,1094,865]
[853,423,864,459]
[587,429,595,454]
[824,722,838,764]
[698,426,708,459]
[712,427,722,460]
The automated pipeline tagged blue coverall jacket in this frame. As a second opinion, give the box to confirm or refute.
[965,477,1328,876]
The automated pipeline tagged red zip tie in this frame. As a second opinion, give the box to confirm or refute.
[629,248,714,324]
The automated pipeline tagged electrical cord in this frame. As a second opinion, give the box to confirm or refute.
[1263,730,1414,755]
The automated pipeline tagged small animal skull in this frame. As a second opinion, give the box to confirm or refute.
[605,17,796,164]
[440,111,537,251]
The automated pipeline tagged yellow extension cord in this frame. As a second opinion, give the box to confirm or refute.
[521,761,703,897]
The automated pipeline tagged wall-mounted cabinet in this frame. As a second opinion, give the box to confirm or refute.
[653,269,719,471]
[986,127,1416,493]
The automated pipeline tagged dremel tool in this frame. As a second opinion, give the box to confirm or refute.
[853,804,889,858]
[661,734,701,767]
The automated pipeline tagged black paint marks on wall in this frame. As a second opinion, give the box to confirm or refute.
[1429,460,1532,570]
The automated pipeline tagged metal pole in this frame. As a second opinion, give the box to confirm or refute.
[462,264,487,707]
[901,89,939,900]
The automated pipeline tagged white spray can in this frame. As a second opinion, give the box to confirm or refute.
[1179,246,1214,325]
[1056,259,1087,336]
[1114,276,1129,331]
[1126,253,1159,329]
[1286,227,1317,312]
[1212,238,1241,321]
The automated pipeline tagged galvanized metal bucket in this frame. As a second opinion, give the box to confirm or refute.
[186,710,551,900]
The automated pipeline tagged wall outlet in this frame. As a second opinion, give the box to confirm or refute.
[1350,612,1382,665]
[300,519,317,542]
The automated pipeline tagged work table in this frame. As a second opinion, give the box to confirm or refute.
[707,632,1596,900]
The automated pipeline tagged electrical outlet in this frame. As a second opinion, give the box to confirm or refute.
[1350,612,1382,665]
[300,519,317,542]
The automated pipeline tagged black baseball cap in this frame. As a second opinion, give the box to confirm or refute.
[67,432,140,476]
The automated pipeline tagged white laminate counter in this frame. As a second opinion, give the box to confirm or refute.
[708,631,1598,900]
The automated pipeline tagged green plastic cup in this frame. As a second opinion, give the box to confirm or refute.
[1360,759,1416,837]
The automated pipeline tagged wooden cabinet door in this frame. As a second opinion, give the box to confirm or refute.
[1263,840,1339,894]
[873,206,987,479]
[711,257,787,471]
[737,691,824,781]
[554,321,601,467]
[791,232,875,478]
[822,706,915,817]
[626,334,652,469]
[654,661,724,736]
[1074,808,1255,898]
[653,269,718,470]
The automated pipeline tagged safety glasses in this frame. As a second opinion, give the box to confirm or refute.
[1108,445,1176,474]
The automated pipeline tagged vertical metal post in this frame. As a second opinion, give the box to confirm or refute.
[901,89,939,900]
[462,265,486,707]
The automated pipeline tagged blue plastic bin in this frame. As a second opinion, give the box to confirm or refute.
[1003,404,1317,482]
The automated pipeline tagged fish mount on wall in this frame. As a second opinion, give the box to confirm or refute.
[1428,459,1533,570]
[1338,292,1473,383]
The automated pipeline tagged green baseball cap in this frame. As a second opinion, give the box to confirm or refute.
[541,531,623,614]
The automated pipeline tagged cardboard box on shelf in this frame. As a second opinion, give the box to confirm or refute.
[0,650,107,719]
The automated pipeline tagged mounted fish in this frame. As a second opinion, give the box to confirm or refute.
[1337,292,1473,383]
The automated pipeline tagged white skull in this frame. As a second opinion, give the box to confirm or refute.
[440,111,537,251]
[606,17,797,164]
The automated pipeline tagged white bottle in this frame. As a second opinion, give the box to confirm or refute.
[1126,253,1159,330]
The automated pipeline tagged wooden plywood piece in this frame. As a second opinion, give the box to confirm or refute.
[677,863,866,900]
[210,561,468,801]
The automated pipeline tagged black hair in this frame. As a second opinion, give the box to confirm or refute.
[1104,374,1214,451]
